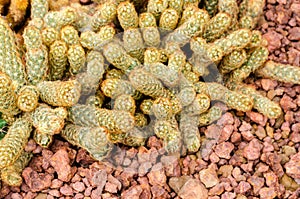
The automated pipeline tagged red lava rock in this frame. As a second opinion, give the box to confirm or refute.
[246,111,267,126]
[221,192,236,199]
[178,178,208,199]
[121,185,143,199]
[235,181,251,194]
[90,169,107,191]
[219,125,234,142]
[104,182,118,193]
[25,139,37,152]
[161,155,181,177]
[74,193,84,199]
[239,121,252,132]
[263,31,283,51]
[75,149,95,165]
[288,48,300,66]
[217,113,234,126]
[138,162,152,176]
[72,182,85,193]
[241,131,254,141]
[199,165,219,188]
[285,152,300,180]
[259,187,277,199]
[150,185,169,198]
[243,139,262,160]
[214,142,234,159]
[147,163,166,186]
[208,183,224,196]
[48,189,61,197]
[11,193,23,199]
[60,184,73,196]
[288,27,300,41]
[22,167,53,192]
[24,192,37,199]
[50,179,63,189]
[49,149,72,182]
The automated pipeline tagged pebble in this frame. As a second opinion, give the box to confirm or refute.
[49,149,72,182]
[243,139,262,160]
[285,152,300,180]
[214,142,234,159]
[199,165,219,188]
[178,178,208,199]
[72,182,85,193]
[60,184,73,196]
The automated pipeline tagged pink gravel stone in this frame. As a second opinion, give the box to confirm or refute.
[243,139,262,160]
[72,182,85,193]
[214,142,234,159]
[60,184,73,196]
[285,152,300,180]
[50,149,72,182]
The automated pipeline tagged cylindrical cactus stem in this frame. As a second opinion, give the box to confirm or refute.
[176,86,196,107]
[139,13,160,47]
[183,0,200,8]
[118,127,149,146]
[41,27,60,46]
[213,29,252,56]
[86,50,105,78]
[134,113,148,128]
[0,18,26,91]
[178,5,199,26]
[154,119,182,154]
[248,30,268,49]
[60,25,79,46]
[16,86,39,112]
[168,0,184,14]
[105,68,124,80]
[101,78,138,99]
[31,104,67,136]
[256,61,300,85]
[30,0,48,19]
[0,151,32,186]
[123,28,145,62]
[37,80,81,107]
[203,12,232,42]
[103,41,141,72]
[219,49,247,74]
[152,97,173,120]
[58,7,78,27]
[179,114,200,152]
[198,105,223,126]
[147,0,168,20]
[140,99,154,115]
[67,44,86,75]
[33,130,53,148]
[144,48,161,65]
[168,50,186,72]
[194,82,253,112]
[67,105,135,133]
[113,94,136,115]
[91,2,117,31]
[129,67,173,99]
[76,73,100,95]
[117,1,139,30]
[183,93,211,115]
[23,26,43,49]
[229,46,269,83]
[0,118,32,169]
[159,8,179,33]
[218,0,239,29]
[204,0,219,17]
[85,93,105,108]
[61,124,113,161]
[232,84,282,119]
[43,11,61,29]
[166,9,210,46]
[238,15,255,30]
[0,73,21,116]
[25,46,49,85]
[239,0,265,28]
[149,62,180,87]
[49,40,68,80]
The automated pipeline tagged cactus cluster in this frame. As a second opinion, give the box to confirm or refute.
[0,0,300,187]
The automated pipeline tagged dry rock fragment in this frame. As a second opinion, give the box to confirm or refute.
[49,149,72,182]
[285,152,300,180]
[199,165,219,188]
[214,142,234,159]
[178,178,208,199]
[243,139,262,160]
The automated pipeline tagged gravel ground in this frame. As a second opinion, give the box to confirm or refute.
[1,0,300,198]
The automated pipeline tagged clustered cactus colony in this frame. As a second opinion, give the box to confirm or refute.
[0,0,299,187]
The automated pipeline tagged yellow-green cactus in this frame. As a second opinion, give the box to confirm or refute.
[80,31,101,50]
[180,114,200,152]
[43,11,61,29]
[168,0,184,14]
[91,2,117,31]
[33,130,53,148]
[37,80,81,107]
[117,1,139,30]
[31,104,67,136]
[176,86,196,107]
[239,0,265,29]
[149,62,180,87]
[256,61,300,85]
[178,5,198,25]
[159,8,179,32]
[25,46,49,85]
[58,7,78,27]
[183,93,210,115]
[0,151,32,186]
[129,68,172,99]
[123,28,145,62]
[16,86,39,112]
[144,48,161,65]
[113,94,136,115]
[30,0,49,19]
[68,105,135,133]
[139,13,160,47]
[101,78,137,99]
[183,0,200,8]
[105,68,124,80]
[218,0,238,29]
[0,18,26,91]
[203,12,232,42]
[85,94,104,108]
[0,118,32,169]
[147,0,168,20]
[233,84,282,119]
[86,50,105,78]
[229,46,268,83]
[103,41,141,72]
[134,112,148,127]
[152,97,173,120]
[0,72,21,116]
[140,99,154,115]
[60,25,79,46]
[67,44,86,75]
[204,0,218,17]
[23,26,43,49]
[219,49,247,74]
[168,50,186,72]
[61,124,113,161]
[49,40,68,80]
[198,105,222,126]
[41,27,60,46]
